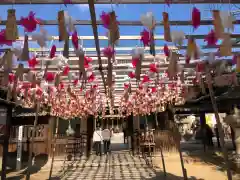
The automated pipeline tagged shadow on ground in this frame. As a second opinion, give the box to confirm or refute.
[6,153,48,180]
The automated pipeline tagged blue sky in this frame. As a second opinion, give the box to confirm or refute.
[0,4,240,55]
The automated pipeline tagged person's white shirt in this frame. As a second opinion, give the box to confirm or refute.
[93,129,102,142]
[102,129,111,141]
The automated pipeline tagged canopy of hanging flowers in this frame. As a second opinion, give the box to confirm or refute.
[0,0,239,120]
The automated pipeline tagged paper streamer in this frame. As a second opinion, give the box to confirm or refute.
[58,10,68,41]
[212,10,224,38]
[162,12,171,42]
[109,11,120,45]
[219,33,232,57]
[20,34,30,61]
[5,9,18,40]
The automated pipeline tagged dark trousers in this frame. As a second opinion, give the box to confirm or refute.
[95,141,102,155]
[103,140,110,154]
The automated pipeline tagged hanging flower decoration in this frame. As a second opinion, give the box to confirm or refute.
[192,7,201,30]
[28,56,39,69]
[20,11,41,32]
[0,29,14,46]
[49,45,56,59]
[204,30,218,46]
[100,11,111,29]
[163,44,170,57]
[102,46,115,59]
[45,72,55,82]
[140,29,151,47]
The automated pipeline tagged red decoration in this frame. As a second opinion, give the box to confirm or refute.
[131,57,139,68]
[149,63,158,73]
[50,45,56,59]
[140,29,151,47]
[20,11,41,32]
[204,30,218,46]
[8,73,15,83]
[102,46,115,59]
[72,31,79,49]
[87,73,95,82]
[0,29,14,46]
[62,66,70,75]
[28,56,39,69]
[128,72,135,79]
[163,44,170,57]
[45,72,55,82]
[192,7,201,30]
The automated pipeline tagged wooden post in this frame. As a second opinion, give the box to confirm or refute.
[26,102,39,180]
[1,105,12,180]
[170,105,188,180]
[155,112,166,177]
[206,73,232,180]
[49,116,59,179]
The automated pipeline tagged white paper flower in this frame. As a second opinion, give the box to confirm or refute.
[32,28,52,47]
[140,12,156,30]
[171,30,185,46]
[132,47,144,58]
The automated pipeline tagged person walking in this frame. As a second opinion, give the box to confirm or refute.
[102,127,111,154]
[93,127,103,156]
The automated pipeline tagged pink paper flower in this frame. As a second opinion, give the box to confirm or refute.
[131,57,139,68]
[149,63,158,73]
[163,44,170,57]
[20,11,41,32]
[192,7,201,30]
[102,46,115,59]
[140,29,151,47]
[204,30,218,46]
[62,66,70,76]
[0,29,14,46]
[45,72,55,82]
[100,11,111,29]
[49,45,56,59]
[28,56,39,69]
[128,72,135,79]
[72,31,79,49]
[142,75,150,83]
[88,73,95,82]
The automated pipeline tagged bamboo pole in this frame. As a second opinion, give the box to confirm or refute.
[206,72,232,180]
[48,116,60,179]
[25,101,39,180]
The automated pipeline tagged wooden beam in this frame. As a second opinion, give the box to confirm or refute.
[0,0,238,4]
[2,20,240,26]
[88,0,107,95]
[13,34,240,41]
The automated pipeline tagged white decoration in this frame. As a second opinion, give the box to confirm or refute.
[31,28,52,47]
[132,47,144,58]
[171,30,185,46]
[140,12,156,30]
[64,11,76,33]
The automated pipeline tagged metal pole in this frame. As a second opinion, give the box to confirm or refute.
[26,102,39,180]
[206,73,232,180]
[49,116,59,179]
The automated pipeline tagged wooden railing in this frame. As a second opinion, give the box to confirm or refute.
[0,125,49,155]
